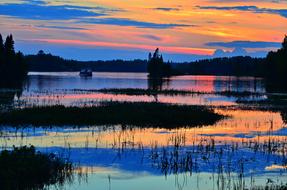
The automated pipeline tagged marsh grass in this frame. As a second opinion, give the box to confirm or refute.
[248,184,287,190]
[235,96,287,123]
[147,136,287,190]
[236,93,287,106]
[71,88,265,97]
[0,146,73,190]
[0,102,224,128]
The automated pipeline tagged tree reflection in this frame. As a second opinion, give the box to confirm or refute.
[147,76,170,102]
[0,88,23,110]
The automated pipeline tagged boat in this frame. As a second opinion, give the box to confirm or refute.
[79,69,93,77]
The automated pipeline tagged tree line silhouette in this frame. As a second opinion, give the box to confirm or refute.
[25,49,268,77]
[0,34,27,88]
[265,35,287,91]
[26,51,146,72]
[2,33,286,90]
[173,56,266,76]
[147,36,287,91]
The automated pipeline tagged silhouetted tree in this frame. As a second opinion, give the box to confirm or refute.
[0,34,3,49]
[148,52,152,61]
[283,35,287,49]
[265,35,287,90]
[0,33,27,88]
[147,48,172,77]
[4,34,15,58]
[38,50,45,56]
[0,34,4,66]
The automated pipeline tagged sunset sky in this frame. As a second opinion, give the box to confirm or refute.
[0,0,286,61]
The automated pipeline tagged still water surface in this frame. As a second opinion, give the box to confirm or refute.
[0,72,286,190]
[17,72,266,107]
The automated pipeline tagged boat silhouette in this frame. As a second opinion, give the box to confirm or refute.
[79,69,92,77]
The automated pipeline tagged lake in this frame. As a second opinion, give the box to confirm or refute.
[13,72,266,107]
[0,72,286,190]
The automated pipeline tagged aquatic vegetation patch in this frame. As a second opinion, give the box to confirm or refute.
[0,146,73,190]
[0,102,225,128]
[71,88,265,97]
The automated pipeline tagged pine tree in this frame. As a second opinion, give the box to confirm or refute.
[0,33,27,88]
[0,34,4,64]
[0,34,3,53]
[282,35,287,50]
[4,34,15,58]
[266,35,287,90]
[147,48,172,77]
[148,52,152,61]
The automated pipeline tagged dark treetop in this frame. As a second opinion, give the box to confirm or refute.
[0,34,27,88]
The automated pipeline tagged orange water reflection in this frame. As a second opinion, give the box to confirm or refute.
[19,92,238,106]
[1,109,285,149]
[18,73,265,107]
[25,73,265,93]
